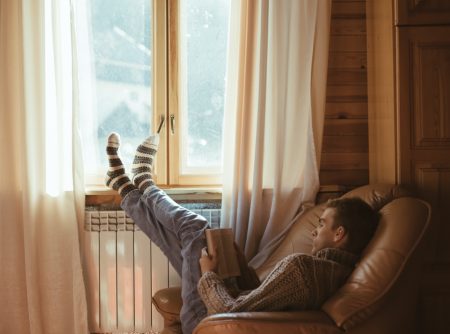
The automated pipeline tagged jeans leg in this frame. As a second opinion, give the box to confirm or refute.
[121,186,208,334]
[121,189,183,275]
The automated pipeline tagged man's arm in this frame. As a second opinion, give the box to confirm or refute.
[198,247,239,313]
[198,254,313,315]
[199,244,260,290]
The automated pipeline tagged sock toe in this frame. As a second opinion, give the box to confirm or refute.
[147,134,159,146]
[131,134,159,192]
[107,132,121,147]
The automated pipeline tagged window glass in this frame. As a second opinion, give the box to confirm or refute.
[84,0,152,177]
[179,0,230,174]
[79,0,230,186]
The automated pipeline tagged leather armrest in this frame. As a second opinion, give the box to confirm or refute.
[152,287,182,328]
[153,288,342,334]
[194,311,343,334]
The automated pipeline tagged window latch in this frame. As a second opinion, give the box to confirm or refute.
[170,114,175,135]
[157,115,165,134]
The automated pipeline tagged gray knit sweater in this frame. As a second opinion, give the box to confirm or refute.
[197,248,358,314]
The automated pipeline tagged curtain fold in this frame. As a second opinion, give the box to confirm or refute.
[221,0,331,269]
[0,0,88,333]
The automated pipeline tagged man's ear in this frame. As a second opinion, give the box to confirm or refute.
[334,225,346,242]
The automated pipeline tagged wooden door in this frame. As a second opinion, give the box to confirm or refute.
[396,0,450,25]
[397,25,450,332]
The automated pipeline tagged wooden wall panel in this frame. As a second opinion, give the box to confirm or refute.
[327,84,367,97]
[325,102,367,119]
[321,153,368,169]
[328,52,366,69]
[320,169,369,186]
[329,35,367,52]
[324,119,368,135]
[322,136,368,153]
[320,0,368,186]
[332,0,365,17]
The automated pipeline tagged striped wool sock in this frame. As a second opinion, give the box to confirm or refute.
[131,134,159,192]
[105,133,136,198]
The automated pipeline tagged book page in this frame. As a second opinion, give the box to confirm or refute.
[205,228,241,279]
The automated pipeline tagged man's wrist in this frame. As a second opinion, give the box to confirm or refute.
[201,269,216,275]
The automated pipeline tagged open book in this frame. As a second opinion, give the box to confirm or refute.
[205,228,241,279]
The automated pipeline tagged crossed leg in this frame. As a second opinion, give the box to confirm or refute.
[122,188,208,334]
[105,133,208,334]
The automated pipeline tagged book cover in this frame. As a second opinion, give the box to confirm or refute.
[205,228,241,279]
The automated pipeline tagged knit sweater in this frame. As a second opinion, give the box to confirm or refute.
[197,248,358,315]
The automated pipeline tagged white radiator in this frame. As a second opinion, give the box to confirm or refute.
[84,207,220,334]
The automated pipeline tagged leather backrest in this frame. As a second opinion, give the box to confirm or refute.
[256,184,430,329]
[256,184,411,280]
[255,202,325,279]
[322,196,431,330]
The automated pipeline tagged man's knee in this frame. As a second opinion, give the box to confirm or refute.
[178,211,209,233]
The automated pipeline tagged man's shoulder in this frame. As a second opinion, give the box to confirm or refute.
[279,253,316,267]
[282,249,355,267]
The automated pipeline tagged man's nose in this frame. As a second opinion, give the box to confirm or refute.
[312,229,317,237]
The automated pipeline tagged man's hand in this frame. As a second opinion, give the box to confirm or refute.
[199,247,219,275]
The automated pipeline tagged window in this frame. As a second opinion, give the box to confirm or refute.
[79,0,230,187]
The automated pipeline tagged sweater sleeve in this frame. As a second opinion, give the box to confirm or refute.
[197,271,241,314]
[198,254,314,315]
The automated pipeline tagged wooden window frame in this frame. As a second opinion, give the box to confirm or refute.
[153,0,222,188]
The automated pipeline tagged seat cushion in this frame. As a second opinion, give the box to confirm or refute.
[194,311,343,334]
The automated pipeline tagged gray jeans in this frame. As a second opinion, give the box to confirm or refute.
[121,186,208,334]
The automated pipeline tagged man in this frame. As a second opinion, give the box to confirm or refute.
[197,196,379,315]
[105,133,379,334]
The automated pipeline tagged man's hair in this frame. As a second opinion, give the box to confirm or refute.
[326,197,380,254]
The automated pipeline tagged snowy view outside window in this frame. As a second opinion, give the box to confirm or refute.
[86,0,152,173]
[82,0,230,180]
[180,0,230,173]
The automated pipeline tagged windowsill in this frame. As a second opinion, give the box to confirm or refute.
[85,185,223,205]
[86,184,345,194]
[85,184,348,206]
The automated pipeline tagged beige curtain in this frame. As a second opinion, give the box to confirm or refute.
[221,0,331,268]
[0,0,88,333]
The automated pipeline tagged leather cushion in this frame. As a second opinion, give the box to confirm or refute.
[195,311,343,334]
[322,197,431,330]
[257,184,411,280]
[152,287,182,324]
[341,184,412,211]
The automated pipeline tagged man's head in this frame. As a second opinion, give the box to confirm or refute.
[311,197,380,255]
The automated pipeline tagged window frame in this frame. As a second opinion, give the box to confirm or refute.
[155,0,223,187]
[83,0,225,190]
[153,0,168,186]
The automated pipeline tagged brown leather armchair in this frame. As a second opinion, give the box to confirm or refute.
[152,184,431,334]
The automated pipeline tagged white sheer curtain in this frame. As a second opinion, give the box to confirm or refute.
[0,0,88,333]
[222,0,331,268]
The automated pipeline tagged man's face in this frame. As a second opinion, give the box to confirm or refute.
[311,207,340,255]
